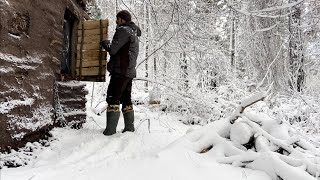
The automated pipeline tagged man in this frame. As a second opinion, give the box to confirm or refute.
[101,10,141,136]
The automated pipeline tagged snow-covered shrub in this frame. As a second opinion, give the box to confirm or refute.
[268,93,320,134]
[160,77,260,126]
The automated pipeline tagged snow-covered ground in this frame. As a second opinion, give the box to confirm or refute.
[0,83,271,180]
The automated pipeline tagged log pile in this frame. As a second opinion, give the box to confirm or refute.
[54,81,87,129]
[167,92,320,180]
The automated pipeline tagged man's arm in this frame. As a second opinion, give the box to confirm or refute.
[108,27,130,56]
[101,40,111,51]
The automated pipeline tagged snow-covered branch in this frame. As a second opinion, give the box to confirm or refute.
[228,0,305,18]
[229,91,268,124]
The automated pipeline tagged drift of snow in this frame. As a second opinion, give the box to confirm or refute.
[0,83,272,180]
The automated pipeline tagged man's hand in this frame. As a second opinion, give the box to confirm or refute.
[101,39,111,51]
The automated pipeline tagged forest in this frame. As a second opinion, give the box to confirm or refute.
[84,0,320,179]
[1,0,320,180]
[87,0,320,130]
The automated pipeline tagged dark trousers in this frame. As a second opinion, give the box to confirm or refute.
[106,75,133,108]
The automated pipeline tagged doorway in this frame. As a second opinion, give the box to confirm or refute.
[62,9,77,76]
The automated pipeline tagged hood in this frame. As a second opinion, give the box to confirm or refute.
[122,21,142,37]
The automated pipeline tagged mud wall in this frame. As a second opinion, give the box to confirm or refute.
[0,0,88,152]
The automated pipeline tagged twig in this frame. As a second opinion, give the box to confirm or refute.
[88,116,102,128]
[136,119,151,133]
[91,82,95,108]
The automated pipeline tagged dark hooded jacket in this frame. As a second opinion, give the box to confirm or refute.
[106,21,141,78]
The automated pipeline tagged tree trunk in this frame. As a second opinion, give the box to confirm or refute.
[230,11,236,67]
[288,0,305,92]
[180,51,189,91]
[115,0,119,13]
[144,2,149,92]
[241,0,284,89]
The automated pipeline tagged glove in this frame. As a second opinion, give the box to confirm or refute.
[101,39,111,51]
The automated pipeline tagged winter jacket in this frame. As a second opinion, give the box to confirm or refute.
[105,21,141,78]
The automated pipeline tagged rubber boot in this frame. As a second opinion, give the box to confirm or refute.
[103,105,120,136]
[122,105,135,133]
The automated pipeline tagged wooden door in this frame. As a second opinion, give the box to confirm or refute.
[76,19,108,81]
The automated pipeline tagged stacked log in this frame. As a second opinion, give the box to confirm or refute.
[55,81,87,129]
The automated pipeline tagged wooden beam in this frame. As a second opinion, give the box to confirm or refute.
[78,20,108,30]
[76,67,106,76]
[78,28,108,37]
[80,76,105,81]
[77,34,108,44]
[76,60,107,68]
[77,43,100,51]
[76,50,107,60]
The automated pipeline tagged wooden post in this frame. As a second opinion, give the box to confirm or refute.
[71,19,79,78]
[98,19,103,82]
[79,23,84,80]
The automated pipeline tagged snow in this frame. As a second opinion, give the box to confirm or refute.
[8,33,21,39]
[57,81,87,87]
[16,64,37,70]
[230,121,253,145]
[251,0,304,13]
[245,111,290,140]
[240,91,268,108]
[11,132,27,140]
[247,152,316,180]
[0,52,43,64]
[1,80,319,180]
[2,0,9,5]
[63,110,86,116]
[0,98,34,114]
[0,67,14,73]
[0,83,271,180]
[5,104,53,137]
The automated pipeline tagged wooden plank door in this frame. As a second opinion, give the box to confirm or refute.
[76,19,108,81]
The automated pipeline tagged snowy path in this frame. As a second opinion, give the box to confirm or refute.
[2,104,271,180]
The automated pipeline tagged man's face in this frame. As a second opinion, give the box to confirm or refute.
[116,17,124,25]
